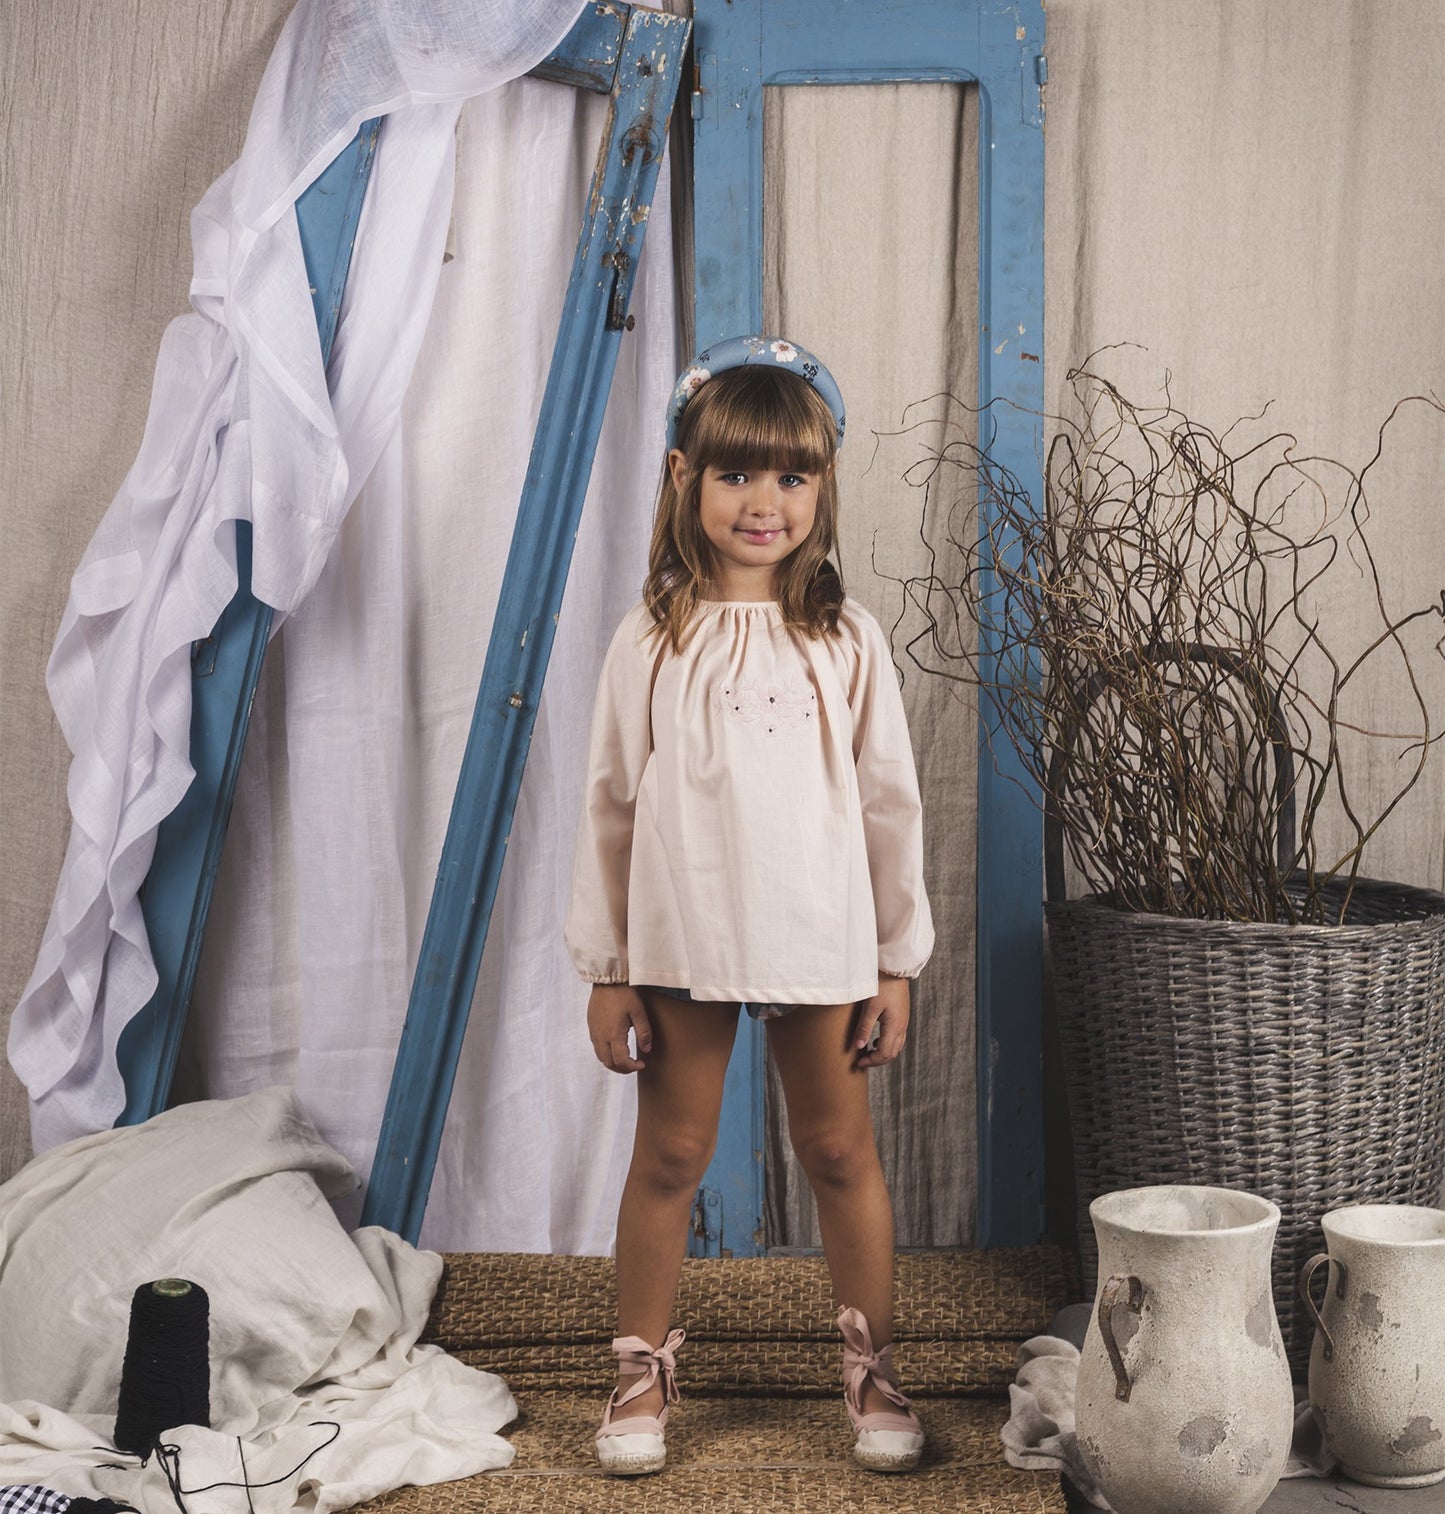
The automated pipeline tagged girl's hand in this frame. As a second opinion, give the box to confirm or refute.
[852,976,911,1069]
[587,984,653,1074]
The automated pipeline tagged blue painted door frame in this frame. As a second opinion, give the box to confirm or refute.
[117,3,692,1249]
[689,0,1047,1252]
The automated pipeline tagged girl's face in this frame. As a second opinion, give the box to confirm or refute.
[668,449,822,599]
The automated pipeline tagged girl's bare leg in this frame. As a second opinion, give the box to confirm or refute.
[612,993,740,1417]
[766,1004,901,1417]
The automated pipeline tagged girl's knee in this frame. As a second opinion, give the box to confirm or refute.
[790,1124,876,1190]
[632,1127,717,1196]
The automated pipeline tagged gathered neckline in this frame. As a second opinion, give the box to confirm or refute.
[697,598,781,609]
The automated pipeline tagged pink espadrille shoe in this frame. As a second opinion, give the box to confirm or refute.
[595,1327,685,1476]
[838,1306,925,1471]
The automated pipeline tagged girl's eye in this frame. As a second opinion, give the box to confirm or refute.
[779,474,807,488]
[719,471,746,485]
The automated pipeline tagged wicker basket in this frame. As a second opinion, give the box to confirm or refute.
[1047,875,1445,1377]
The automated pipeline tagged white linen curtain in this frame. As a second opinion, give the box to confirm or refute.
[175,76,677,1251]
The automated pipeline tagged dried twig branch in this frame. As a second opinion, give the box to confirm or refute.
[880,363,1445,924]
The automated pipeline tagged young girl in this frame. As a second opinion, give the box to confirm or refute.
[565,335,934,1476]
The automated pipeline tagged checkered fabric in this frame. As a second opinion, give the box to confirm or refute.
[0,1488,72,1514]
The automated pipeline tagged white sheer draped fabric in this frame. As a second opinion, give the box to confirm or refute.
[5,0,595,1151]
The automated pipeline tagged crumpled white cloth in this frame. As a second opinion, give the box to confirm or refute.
[0,1086,518,1514]
[1000,1335,1111,1509]
[6,0,587,1152]
[1001,1331,1337,1509]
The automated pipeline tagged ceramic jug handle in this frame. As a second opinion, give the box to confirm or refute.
[1098,1273,1144,1403]
[1298,1253,1347,1362]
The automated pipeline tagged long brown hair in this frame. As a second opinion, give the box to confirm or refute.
[643,366,845,652]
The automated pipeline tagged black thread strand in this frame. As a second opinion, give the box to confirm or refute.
[149,1420,342,1514]
[169,1422,342,1495]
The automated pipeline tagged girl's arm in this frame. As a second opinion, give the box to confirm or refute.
[564,606,655,987]
[846,606,935,981]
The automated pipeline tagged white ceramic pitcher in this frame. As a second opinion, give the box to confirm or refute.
[1075,1185,1294,1514]
[1300,1203,1445,1488]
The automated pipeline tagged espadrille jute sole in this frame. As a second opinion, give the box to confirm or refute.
[595,1430,668,1476]
[853,1429,926,1472]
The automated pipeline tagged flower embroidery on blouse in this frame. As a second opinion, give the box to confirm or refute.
[717,677,817,736]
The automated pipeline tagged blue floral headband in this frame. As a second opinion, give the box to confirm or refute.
[665,335,846,451]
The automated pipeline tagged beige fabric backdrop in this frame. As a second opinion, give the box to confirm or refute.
[4,2,1442,1248]
[1044,0,1445,896]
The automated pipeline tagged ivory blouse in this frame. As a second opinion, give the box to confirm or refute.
[564,598,934,1003]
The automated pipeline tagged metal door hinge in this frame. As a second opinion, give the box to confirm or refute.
[690,1185,724,1256]
[604,248,632,330]
[691,51,711,128]
[191,635,219,677]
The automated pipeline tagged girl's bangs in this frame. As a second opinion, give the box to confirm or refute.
[684,369,835,475]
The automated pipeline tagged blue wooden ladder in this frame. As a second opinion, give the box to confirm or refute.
[362,6,690,1240]
[688,0,1048,1253]
[117,3,692,1249]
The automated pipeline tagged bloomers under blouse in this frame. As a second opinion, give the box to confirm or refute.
[565,598,934,1004]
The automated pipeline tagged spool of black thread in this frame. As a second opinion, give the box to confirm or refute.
[114,1277,211,1456]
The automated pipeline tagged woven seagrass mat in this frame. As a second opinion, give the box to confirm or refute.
[424,1247,1075,1396]
[366,1248,1073,1513]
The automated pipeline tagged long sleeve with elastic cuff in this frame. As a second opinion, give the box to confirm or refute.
[565,609,660,985]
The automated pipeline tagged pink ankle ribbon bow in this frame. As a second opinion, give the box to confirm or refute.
[611,1326,686,1408]
[838,1306,912,1412]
